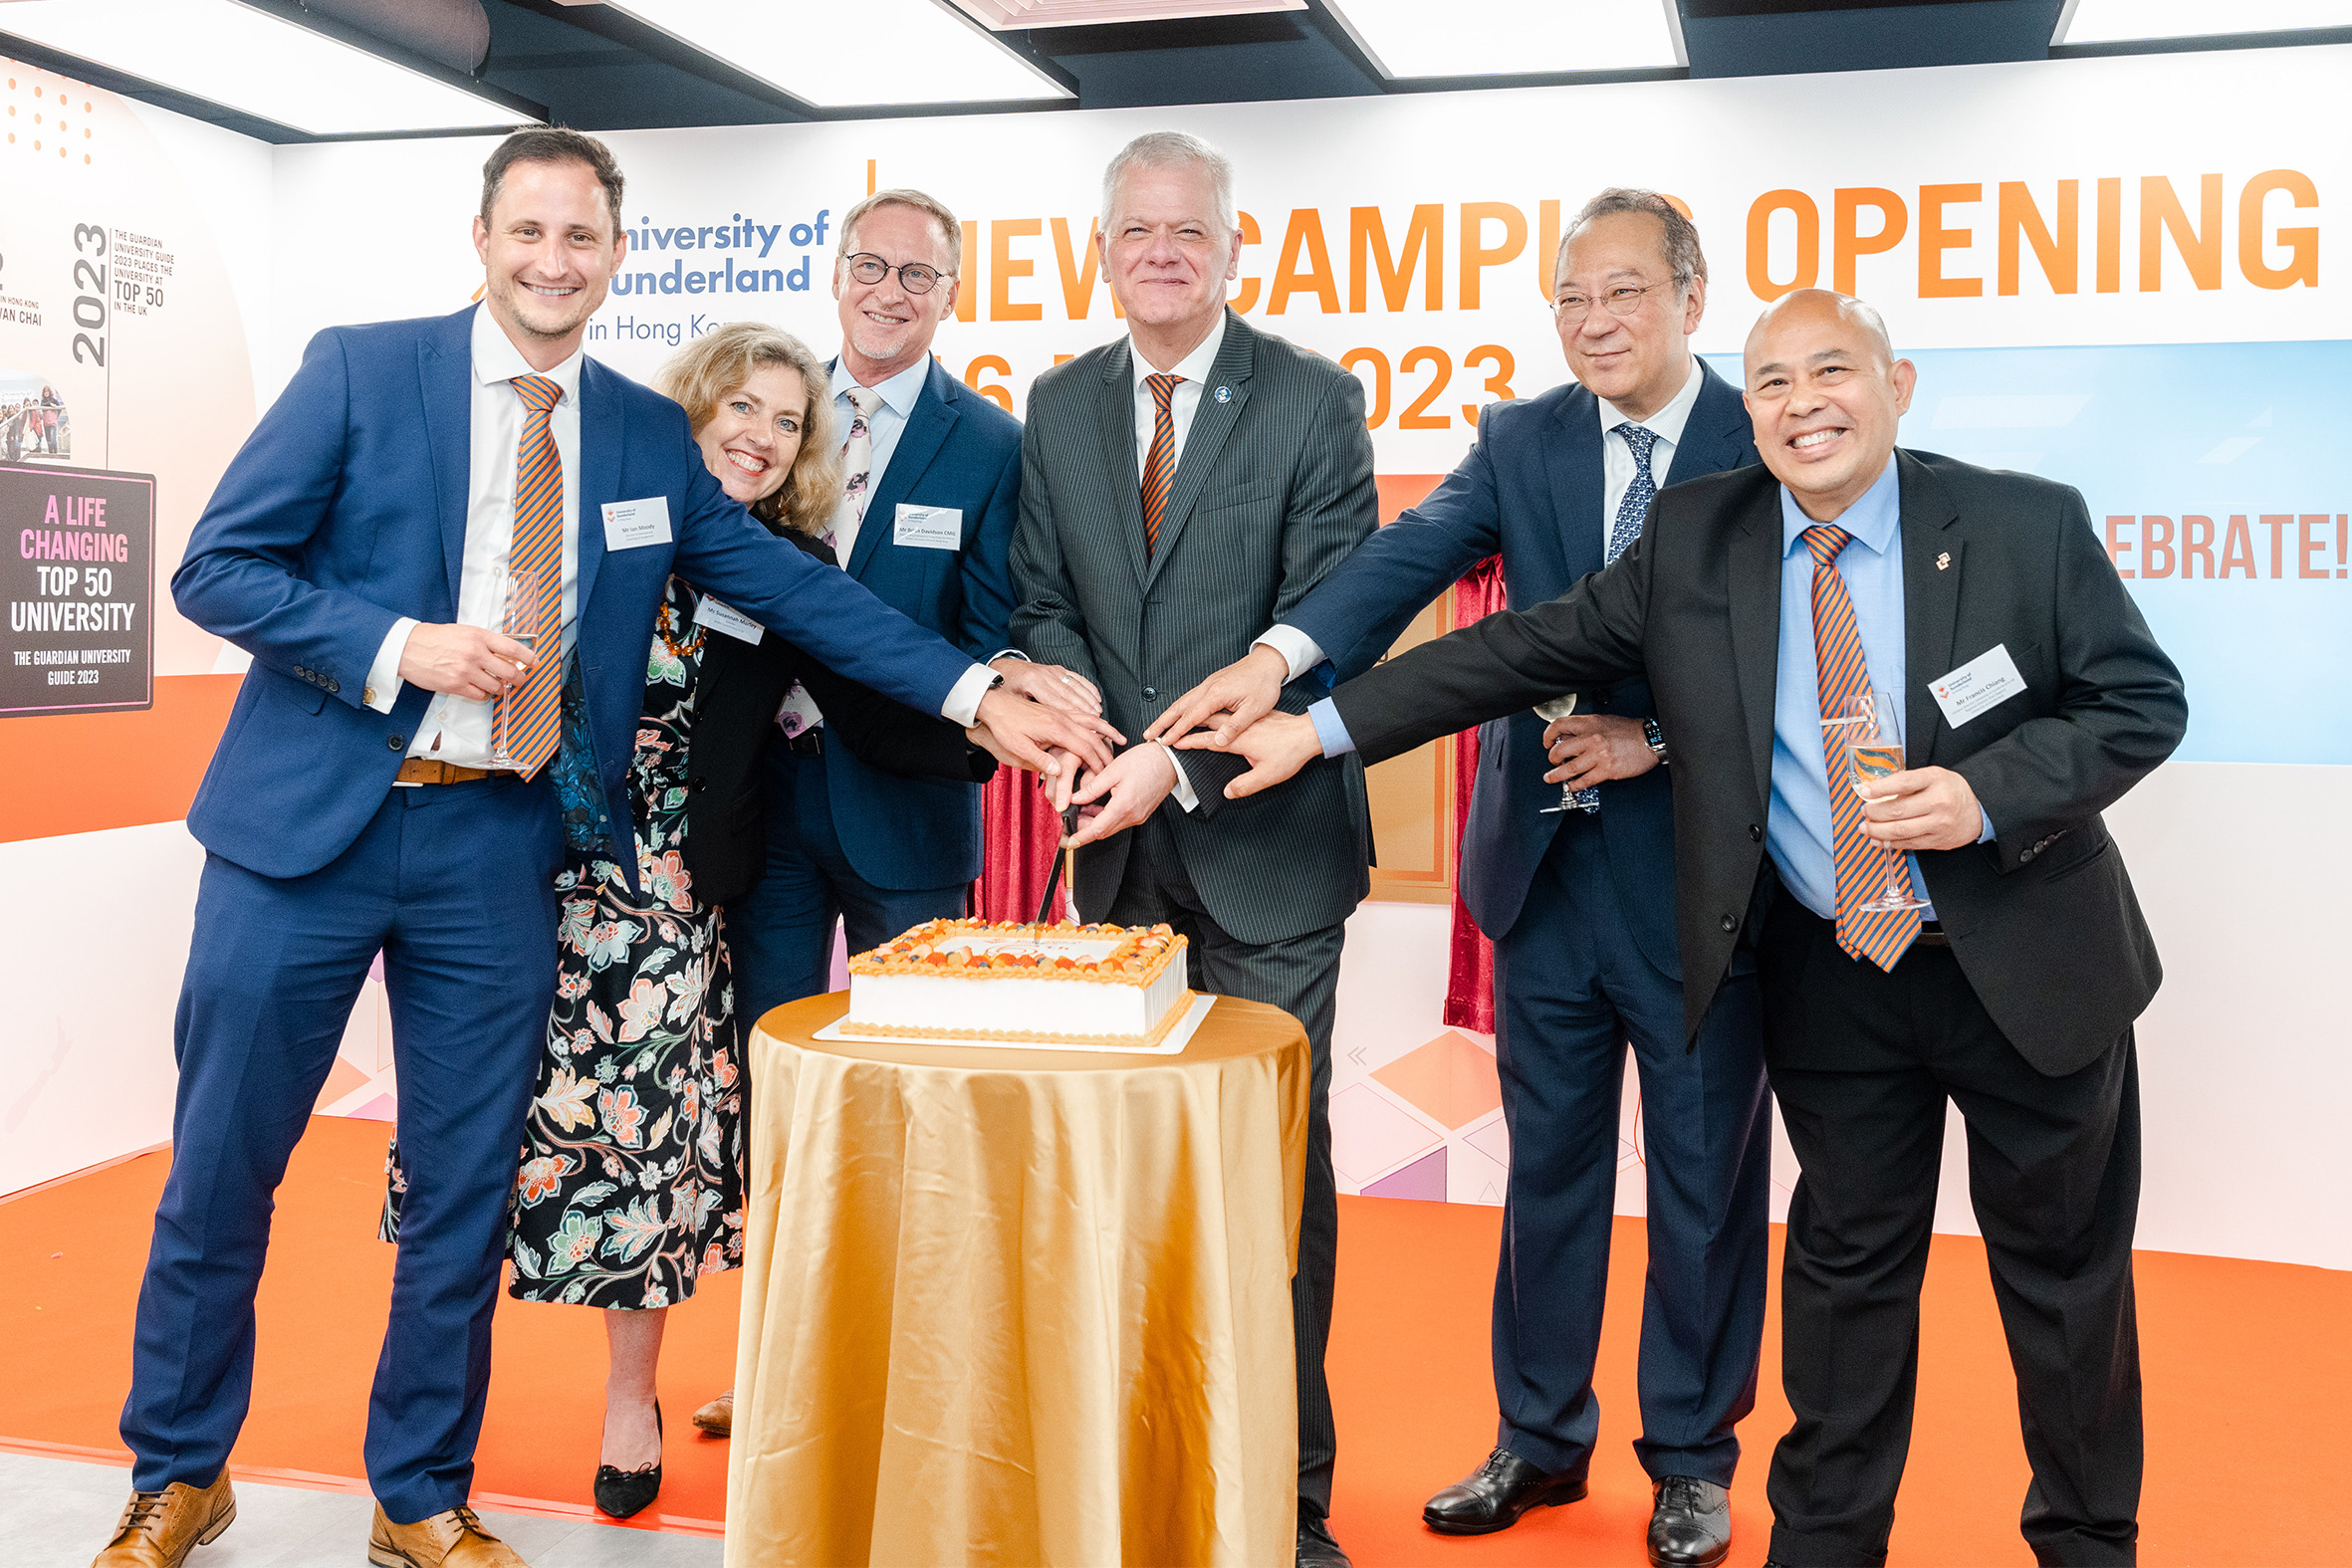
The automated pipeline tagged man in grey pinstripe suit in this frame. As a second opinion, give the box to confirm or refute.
[1009,130,1377,1568]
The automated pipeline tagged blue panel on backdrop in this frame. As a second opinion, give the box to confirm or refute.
[1704,342,2352,765]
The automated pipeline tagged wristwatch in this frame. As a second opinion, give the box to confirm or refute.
[1642,717,1669,766]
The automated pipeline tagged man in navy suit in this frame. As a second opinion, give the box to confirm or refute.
[1152,190,1769,1568]
[725,188,1100,1027]
[93,131,1108,1568]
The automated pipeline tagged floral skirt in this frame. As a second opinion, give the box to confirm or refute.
[383,850,749,1309]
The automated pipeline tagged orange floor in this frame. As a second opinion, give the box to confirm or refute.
[4,1115,2346,1564]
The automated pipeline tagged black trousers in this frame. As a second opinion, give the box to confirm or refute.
[1759,902,2143,1568]
[1103,811,1347,1523]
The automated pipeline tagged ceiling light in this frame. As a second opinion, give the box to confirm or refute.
[0,0,539,136]
[2055,0,2352,43]
[948,0,1304,22]
[1323,0,1684,80]
[603,0,1073,109]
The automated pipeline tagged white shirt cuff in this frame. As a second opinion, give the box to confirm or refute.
[942,663,996,729]
[987,649,1028,666]
[365,618,417,713]
[1254,624,1325,684]
[1159,743,1198,812]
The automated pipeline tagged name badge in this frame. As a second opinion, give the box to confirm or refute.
[601,497,673,551]
[893,504,963,552]
[692,595,764,644]
[1929,643,2027,729]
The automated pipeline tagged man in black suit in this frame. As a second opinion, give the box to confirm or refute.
[1010,129,1377,1568]
[1154,189,1766,1568]
[1191,290,2186,1567]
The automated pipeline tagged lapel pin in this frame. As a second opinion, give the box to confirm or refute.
[1213,385,1233,403]
[1936,552,1951,570]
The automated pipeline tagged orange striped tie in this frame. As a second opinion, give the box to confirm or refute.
[498,375,565,779]
[1140,373,1181,557]
[1804,525,1921,971]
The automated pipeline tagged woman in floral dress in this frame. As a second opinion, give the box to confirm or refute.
[387,324,995,1516]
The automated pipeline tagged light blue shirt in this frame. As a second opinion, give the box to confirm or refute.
[1768,460,1992,923]
[829,353,931,500]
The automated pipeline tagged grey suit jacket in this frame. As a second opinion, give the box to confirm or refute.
[1011,310,1378,946]
[1329,450,2188,1075]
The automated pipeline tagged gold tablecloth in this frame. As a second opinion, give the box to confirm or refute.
[725,993,1308,1568]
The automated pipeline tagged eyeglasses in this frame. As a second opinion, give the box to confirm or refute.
[1553,282,1673,323]
[842,253,950,295]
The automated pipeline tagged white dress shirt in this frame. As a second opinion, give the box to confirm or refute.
[365,305,583,766]
[1255,355,1708,683]
[1126,314,1230,812]
[826,353,931,567]
[1597,354,1705,533]
[1130,312,1228,477]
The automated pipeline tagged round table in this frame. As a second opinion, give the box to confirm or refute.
[723,992,1309,1568]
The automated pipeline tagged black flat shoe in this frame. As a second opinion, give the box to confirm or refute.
[593,1401,663,1519]
[1648,1474,1732,1568]
[1423,1447,1587,1535]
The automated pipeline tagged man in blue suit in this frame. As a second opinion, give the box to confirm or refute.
[725,187,1099,1030]
[93,131,1108,1568]
[1152,190,1769,1568]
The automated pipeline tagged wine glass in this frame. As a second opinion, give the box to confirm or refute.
[1832,689,1929,913]
[1532,693,1594,814]
[490,569,539,769]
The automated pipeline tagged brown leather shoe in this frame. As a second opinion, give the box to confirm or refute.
[689,1389,733,1437]
[93,1472,236,1566]
[366,1504,528,1567]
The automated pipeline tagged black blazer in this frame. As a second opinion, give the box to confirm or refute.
[682,532,994,907]
[1329,450,2188,1076]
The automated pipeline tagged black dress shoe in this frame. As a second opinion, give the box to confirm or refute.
[1648,1475,1733,1568]
[1296,1512,1351,1567]
[1423,1447,1587,1535]
[593,1401,663,1519]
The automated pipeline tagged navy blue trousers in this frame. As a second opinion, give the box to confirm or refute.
[122,778,559,1524]
[725,743,969,1024]
[1488,809,1771,1486]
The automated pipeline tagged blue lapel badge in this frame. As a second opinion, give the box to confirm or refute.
[1213,385,1233,403]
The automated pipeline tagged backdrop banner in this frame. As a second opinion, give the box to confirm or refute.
[4,43,2345,1263]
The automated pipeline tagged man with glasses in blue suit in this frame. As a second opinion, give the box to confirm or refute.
[1153,189,1768,1568]
[720,188,1102,1083]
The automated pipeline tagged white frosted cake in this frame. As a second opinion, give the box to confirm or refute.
[842,919,1193,1046]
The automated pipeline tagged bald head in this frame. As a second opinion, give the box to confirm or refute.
[1746,289,1893,369]
[1741,289,1916,523]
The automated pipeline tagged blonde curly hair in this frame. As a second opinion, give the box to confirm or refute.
[653,323,843,538]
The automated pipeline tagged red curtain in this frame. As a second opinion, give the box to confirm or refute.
[973,767,1070,924]
[1442,556,1509,1033]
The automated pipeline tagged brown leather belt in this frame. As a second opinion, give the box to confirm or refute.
[394,758,516,785]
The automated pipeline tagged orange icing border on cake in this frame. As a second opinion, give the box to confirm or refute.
[833,991,1197,1047]
[846,919,1186,988]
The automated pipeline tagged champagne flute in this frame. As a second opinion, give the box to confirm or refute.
[1834,689,1929,913]
[1532,693,1593,814]
[490,569,538,769]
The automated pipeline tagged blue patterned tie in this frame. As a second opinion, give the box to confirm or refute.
[1568,422,1663,812]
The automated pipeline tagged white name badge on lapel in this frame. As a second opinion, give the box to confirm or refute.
[692,595,764,644]
[1929,643,2026,729]
[893,504,963,551]
[601,497,673,551]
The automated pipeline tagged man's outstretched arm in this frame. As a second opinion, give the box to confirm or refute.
[1182,527,1656,797]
